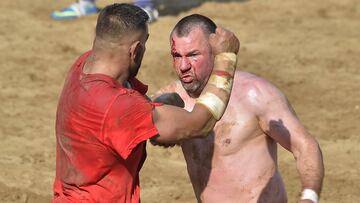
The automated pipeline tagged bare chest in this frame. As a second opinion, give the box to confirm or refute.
[182,94,263,157]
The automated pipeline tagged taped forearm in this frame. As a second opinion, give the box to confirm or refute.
[196,52,237,132]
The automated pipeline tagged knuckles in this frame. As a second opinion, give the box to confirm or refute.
[210,27,240,54]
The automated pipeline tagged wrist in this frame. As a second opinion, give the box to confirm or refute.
[195,52,237,121]
[214,52,237,75]
[301,188,319,203]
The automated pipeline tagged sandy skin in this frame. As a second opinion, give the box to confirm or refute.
[158,72,289,202]
[155,22,323,202]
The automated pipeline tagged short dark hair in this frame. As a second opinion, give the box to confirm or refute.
[95,3,149,41]
[171,14,217,37]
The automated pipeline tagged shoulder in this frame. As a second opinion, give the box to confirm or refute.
[160,80,182,91]
[155,80,186,96]
[114,89,151,109]
[104,89,154,123]
[233,71,283,96]
[233,71,287,109]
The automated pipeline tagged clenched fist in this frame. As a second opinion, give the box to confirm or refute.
[209,27,240,55]
[153,92,185,108]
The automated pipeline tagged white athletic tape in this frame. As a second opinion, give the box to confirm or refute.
[301,189,319,203]
[217,52,237,62]
[196,92,225,120]
[208,75,233,94]
[214,52,237,75]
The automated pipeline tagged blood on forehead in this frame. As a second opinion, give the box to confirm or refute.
[171,38,176,53]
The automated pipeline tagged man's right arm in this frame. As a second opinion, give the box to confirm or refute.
[152,27,240,143]
[253,79,324,202]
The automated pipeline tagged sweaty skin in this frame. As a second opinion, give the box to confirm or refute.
[159,67,322,203]
[155,25,323,202]
[157,71,315,203]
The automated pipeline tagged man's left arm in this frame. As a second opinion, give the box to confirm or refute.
[149,82,185,147]
[255,81,324,203]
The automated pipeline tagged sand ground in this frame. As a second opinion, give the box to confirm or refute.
[0,0,359,202]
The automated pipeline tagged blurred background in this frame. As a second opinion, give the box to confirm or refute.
[0,0,359,202]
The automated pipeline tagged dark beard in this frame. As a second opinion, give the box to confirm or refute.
[128,63,140,78]
[182,81,202,98]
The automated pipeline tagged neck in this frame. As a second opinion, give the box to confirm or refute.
[83,41,130,85]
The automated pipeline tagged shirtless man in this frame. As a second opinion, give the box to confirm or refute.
[154,14,324,203]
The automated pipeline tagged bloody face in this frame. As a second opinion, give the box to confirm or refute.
[170,28,214,98]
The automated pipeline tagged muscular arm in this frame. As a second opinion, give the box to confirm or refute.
[152,103,216,143]
[252,79,324,200]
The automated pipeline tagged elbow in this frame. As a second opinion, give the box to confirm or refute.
[293,136,323,161]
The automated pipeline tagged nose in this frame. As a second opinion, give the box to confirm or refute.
[179,56,191,73]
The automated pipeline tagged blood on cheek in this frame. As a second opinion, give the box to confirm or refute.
[171,39,177,63]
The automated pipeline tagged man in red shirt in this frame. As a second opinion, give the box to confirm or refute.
[53,3,239,203]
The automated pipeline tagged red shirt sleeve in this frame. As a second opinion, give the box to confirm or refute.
[103,90,159,159]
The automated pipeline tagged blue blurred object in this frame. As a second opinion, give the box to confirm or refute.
[51,1,98,20]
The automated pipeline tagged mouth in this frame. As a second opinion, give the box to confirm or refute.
[181,75,193,83]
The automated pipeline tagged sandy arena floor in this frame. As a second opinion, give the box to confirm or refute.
[0,0,359,202]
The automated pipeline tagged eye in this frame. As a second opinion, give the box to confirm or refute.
[172,53,181,59]
[187,52,199,58]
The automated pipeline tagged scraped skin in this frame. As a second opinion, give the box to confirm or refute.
[155,25,323,202]
[157,72,288,202]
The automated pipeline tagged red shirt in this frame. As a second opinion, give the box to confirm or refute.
[53,51,159,203]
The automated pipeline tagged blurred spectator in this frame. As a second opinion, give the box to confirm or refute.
[51,0,158,22]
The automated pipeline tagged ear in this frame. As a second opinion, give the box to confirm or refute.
[129,41,143,63]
